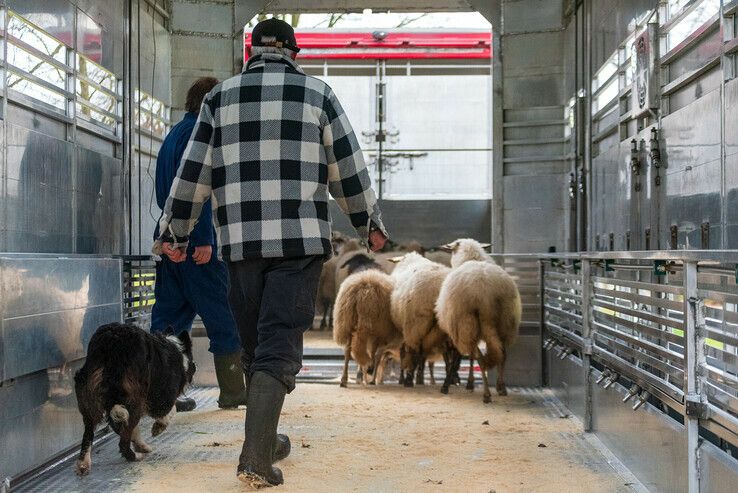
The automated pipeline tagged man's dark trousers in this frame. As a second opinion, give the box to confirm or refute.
[227,255,324,392]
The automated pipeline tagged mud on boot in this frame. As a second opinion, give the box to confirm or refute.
[237,371,287,488]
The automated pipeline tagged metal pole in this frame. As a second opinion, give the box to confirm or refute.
[581,258,593,432]
[539,259,548,386]
[375,60,385,200]
[683,260,706,493]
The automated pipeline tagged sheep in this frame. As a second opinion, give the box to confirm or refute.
[316,238,362,330]
[341,253,384,276]
[389,252,453,387]
[332,269,402,387]
[435,239,521,403]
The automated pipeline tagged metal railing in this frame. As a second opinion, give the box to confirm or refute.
[541,250,738,490]
[121,255,157,329]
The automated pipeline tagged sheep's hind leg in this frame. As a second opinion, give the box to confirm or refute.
[466,356,476,390]
[496,348,508,396]
[415,356,426,385]
[475,349,492,404]
[440,344,460,395]
[340,341,351,387]
[428,361,436,385]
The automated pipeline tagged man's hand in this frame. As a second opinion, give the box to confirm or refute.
[162,243,187,263]
[368,230,388,252]
[192,245,212,265]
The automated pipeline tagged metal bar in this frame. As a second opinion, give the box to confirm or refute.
[592,298,684,331]
[6,64,73,99]
[683,261,702,493]
[539,260,548,386]
[581,259,594,432]
[502,119,568,128]
[662,56,720,96]
[661,14,720,65]
[6,35,73,73]
[592,275,684,294]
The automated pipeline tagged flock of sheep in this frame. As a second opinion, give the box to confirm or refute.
[316,234,522,404]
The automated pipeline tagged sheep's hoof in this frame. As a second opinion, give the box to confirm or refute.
[339,381,347,388]
[440,386,449,395]
[403,380,414,388]
[466,381,475,391]
[497,384,507,396]
[483,394,492,404]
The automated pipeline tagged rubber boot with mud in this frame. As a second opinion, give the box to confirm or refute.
[237,371,287,488]
[243,371,291,463]
[214,352,248,409]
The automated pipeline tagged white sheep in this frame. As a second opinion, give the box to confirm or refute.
[389,252,452,387]
[435,239,521,403]
[332,269,402,387]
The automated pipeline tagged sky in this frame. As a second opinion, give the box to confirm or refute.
[255,12,491,30]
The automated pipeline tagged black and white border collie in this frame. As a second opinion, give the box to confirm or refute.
[74,322,196,475]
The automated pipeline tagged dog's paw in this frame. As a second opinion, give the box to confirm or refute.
[133,441,153,453]
[75,459,91,476]
[151,421,167,437]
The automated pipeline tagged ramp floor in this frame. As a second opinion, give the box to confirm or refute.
[16,382,644,493]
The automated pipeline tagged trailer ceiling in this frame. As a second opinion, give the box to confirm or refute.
[236,1,498,27]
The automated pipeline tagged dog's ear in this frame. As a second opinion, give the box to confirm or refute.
[177,330,193,353]
[163,325,175,336]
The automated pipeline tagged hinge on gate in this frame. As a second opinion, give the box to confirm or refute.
[685,393,711,419]
[654,260,677,276]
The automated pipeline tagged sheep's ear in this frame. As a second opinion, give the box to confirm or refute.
[388,255,404,263]
[438,243,454,252]
[479,242,493,250]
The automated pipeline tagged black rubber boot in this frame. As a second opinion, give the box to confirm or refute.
[175,395,197,412]
[243,370,290,463]
[214,352,248,409]
[237,371,287,487]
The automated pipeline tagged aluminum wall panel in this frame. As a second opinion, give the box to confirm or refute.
[0,256,122,381]
[502,0,564,33]
[328,199,492,246]
[75,147,124,254]
[592,379,689,493]
[703,441,738,493]
[547,352,586,421]
[0,360,85,482]
[4,125,74,253]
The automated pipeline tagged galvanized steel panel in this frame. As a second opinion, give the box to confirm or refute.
[0,256,122,381]
[4,125,74,253]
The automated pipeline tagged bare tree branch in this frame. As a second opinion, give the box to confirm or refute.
[396,13,429,28]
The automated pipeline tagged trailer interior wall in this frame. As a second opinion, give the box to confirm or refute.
[0,0,169,483]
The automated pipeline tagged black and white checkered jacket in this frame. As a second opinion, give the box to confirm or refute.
[156,53,386,261]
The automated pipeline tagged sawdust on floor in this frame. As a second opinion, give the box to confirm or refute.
[127,383,634,493]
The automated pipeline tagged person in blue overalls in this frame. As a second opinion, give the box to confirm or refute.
[151,77,247,411]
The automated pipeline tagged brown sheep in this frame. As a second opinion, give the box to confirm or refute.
[333,269,401,387]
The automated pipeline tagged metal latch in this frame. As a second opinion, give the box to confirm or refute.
[685,394,710,419]
[582,339,593,356]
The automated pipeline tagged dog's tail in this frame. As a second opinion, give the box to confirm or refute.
[109,404,129,425]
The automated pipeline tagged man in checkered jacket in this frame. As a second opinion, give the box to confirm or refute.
[154,18,388,487]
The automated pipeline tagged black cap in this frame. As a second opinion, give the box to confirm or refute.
[251,18,300,53]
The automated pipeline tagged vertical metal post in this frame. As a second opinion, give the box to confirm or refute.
[375,60,386,200]
[683,260,706,493]
[539,259,548,386]
[581,258,593,432]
